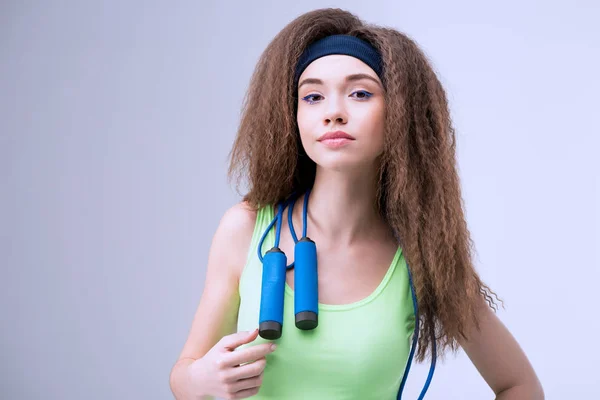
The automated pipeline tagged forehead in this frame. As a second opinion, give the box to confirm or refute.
[299,54,379,83]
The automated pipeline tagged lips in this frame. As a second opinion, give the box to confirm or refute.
[317,130,356,141]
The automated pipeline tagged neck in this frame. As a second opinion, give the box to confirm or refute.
[294,164,389,247]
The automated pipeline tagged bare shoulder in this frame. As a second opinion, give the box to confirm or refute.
[173,201,258,364]
[218,200,257,233]
[213,200,258,280]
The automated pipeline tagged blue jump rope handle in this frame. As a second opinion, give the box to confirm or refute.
[258,248,287,340]
[294,237,318,330]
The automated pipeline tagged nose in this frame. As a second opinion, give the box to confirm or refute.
[323,95,347,125]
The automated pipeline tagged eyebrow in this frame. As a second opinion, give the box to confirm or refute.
[298,73,381,90]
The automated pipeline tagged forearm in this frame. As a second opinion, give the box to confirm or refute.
[169,358,213,400]
[495,382,545,400]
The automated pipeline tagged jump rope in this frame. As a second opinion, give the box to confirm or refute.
[256,188,437,399]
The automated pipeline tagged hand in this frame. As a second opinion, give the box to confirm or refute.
[187,329,276,400]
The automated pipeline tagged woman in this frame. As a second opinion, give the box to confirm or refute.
[169,8,544,400]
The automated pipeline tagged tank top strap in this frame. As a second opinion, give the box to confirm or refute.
[240,203,275,295]
[250,203,275,258]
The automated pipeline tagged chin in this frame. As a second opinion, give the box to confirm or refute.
[309,150,376,173]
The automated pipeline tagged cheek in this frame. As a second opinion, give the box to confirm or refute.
[296,105,313,128]
[359,104,386,151]
[296,107,316,149]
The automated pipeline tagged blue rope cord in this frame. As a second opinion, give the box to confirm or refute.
[288,188,311,243]
[288,196,298,243]
[257,196,296,269]
[274,202,283,248]
[302,187,310,238]
[397,263,437,399]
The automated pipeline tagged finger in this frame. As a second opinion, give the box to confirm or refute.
[223,343,275,367]
[231,372,264,394]
[225,357,266,382]
[219,329,259,351]
[231,386,260,399]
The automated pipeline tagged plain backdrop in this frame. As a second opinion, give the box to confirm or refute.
[2,1,598,399]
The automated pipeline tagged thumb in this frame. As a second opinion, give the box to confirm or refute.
[220,328,259,351]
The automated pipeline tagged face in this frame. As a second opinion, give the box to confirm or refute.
[296,54,385,172]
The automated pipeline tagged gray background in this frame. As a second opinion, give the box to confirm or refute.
[2,1,598,399]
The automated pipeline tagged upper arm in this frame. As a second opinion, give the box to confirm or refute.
[176,201,257,362]
[458,298,544,397]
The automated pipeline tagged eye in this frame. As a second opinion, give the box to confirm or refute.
[351,90,373,100]
[301,93,323,104]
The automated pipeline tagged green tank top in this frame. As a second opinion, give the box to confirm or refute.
[235,203,416,399]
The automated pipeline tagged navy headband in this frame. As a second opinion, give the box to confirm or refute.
[294,34,383,87]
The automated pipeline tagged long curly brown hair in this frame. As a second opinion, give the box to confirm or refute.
[227,8,503,363]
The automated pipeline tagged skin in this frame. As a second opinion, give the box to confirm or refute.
[170,55,544,399]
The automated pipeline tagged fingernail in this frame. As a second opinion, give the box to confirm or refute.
[271,344,277,351]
